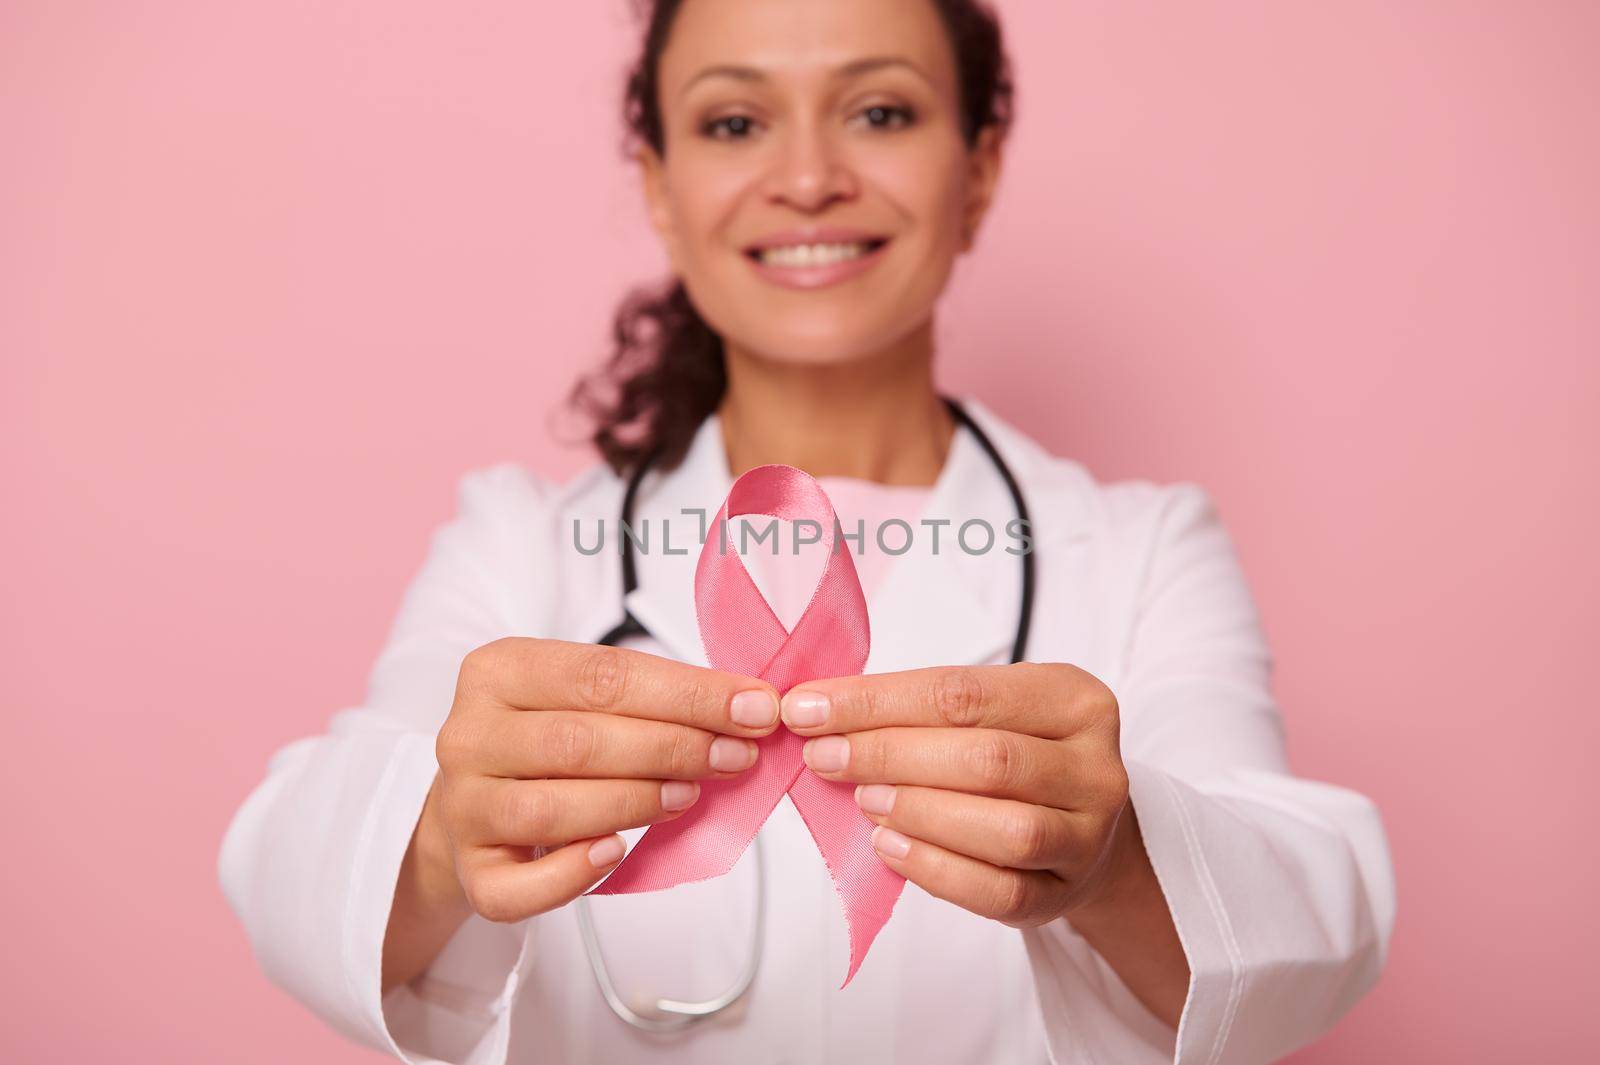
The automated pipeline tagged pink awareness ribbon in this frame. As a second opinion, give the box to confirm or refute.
[591,463,906,986]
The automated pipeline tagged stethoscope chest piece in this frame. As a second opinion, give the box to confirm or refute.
[575,834,767,1031]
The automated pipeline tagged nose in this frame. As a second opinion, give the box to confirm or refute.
[758,121,859,212]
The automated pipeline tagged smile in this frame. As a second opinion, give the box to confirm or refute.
[754,240,883,266]
[742,235,892,290]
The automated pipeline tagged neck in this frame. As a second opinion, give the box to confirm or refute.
[716,322,955,486]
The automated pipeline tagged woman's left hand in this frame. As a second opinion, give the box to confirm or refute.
[780,663,1137,927]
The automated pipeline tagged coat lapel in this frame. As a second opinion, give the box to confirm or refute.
[861,416,1016,674]
[620,398,1091,676]
[621,415,732,668]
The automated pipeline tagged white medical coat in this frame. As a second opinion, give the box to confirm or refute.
[218,396,1395,1064]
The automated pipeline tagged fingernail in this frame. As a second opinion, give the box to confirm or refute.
[783,690,830,729]
[661,780,700,811]
[803,735,849,773]
[588,836,625,868]
[709,736,758,772]
[730,688,779,728]
[871,826,911,860]
[856,784,896,816]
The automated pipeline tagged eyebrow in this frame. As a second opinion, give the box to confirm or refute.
[678,56,932,99]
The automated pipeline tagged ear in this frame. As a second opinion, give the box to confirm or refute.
[636,142,684,271]
[959,124,1005,252]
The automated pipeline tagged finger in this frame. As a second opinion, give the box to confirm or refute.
[853,784,1091,873]
[801,727,1077,806]
[457,835,629,924]
[455,777,702,848]
[780,662,1114,740]
[464,710,761,781]
[866,825,1070,928]
[466,637,781,737]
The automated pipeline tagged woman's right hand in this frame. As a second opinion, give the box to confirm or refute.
[426,636,781,924]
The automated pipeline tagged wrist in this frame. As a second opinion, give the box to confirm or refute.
[410,774,472,918]
[1055,801,1191,1029]
[383,774,472,993]
[1064,803,1155,926]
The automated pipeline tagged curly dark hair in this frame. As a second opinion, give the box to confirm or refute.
[569,0,1015,476]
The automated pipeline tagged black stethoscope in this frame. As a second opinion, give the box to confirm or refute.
[578,394,1035,1031]
[597,395,1035,662]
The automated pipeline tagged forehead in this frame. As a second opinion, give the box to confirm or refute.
[659,0,958,95]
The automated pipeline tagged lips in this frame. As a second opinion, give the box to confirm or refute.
[743,226,891,255]
[742,227,893,290]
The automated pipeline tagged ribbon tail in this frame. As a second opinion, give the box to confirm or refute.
[592,731,806,895]
[788,769,907,987]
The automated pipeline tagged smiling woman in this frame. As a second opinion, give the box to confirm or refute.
[219,1,1394,1063]
[573,0,1012,480]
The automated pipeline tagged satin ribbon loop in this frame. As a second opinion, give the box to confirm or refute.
[592,463,906,987]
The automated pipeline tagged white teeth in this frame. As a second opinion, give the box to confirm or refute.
[757,242,874,267]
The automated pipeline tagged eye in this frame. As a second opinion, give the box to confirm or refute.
[702,114,761,141]
[852,104,916,131]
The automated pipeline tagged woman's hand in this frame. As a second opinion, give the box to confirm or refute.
[383,637,780,991]
[779,661,1190,1026]
[435,636,782,918]
[780,662,1136,927]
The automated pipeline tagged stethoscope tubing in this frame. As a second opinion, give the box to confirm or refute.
[597,396,1033,660]
[580,395,1034,1030]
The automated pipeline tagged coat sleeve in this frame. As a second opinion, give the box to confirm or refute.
[1021,482,1396,1065]
[218,462,558,1064]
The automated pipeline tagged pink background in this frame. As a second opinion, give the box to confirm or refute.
[3,1,1596,1060]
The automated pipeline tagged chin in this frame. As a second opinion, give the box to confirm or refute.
[745,341,875,367]
[729,319,909,368]
[712,296,917,367]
